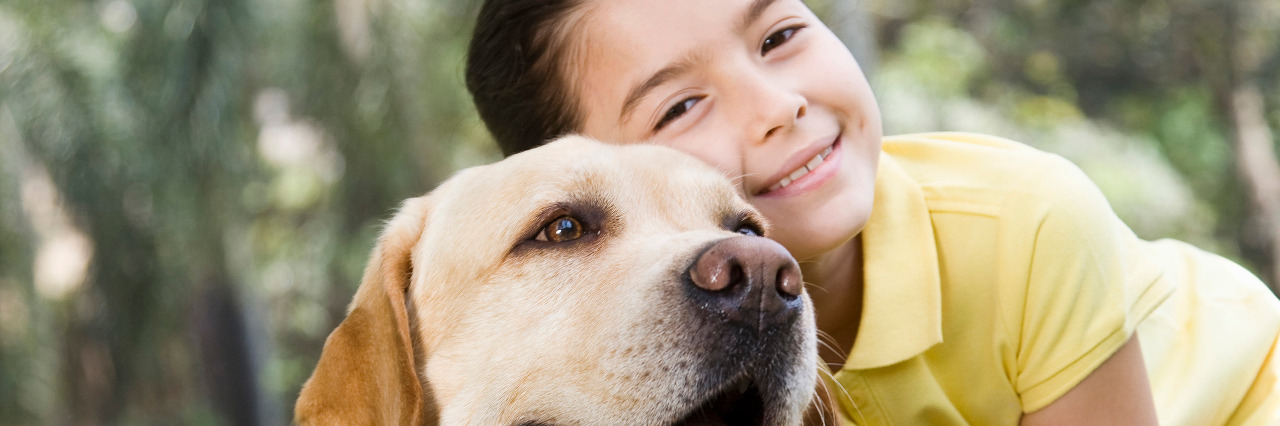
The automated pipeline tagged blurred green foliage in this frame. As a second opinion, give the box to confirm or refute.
[0,0,1276,424]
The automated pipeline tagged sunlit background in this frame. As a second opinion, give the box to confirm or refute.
[0,0,1277,423]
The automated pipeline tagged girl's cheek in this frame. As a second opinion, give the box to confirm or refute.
[695,124,751,178]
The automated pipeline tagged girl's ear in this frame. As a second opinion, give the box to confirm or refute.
[295,195,438,425]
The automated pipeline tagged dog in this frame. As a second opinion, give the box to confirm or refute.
[295,136,821,425]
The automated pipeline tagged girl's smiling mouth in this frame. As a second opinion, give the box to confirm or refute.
[757,135,843,197]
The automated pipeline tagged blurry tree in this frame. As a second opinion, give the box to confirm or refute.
[3,0,263,422]
[869,0,1280,289]
[0,0,485,423]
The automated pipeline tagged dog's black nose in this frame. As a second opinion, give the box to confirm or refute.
[688,236,803,331]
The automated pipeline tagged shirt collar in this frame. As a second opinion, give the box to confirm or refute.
[843,152,944,370]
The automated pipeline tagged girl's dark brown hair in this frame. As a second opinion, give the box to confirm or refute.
[466,0,585,157]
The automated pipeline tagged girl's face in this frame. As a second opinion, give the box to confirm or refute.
[572,0,882,261]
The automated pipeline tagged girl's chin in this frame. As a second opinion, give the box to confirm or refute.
[755,164,873,258]
[771,223,861,261]
[763,202,869,261]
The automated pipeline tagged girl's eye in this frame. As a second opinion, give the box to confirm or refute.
[654,96,703,131]
[761,25,805,55]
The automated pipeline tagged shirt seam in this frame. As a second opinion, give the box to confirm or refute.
[1017,264,1169,412]
[1018,325,1129,412]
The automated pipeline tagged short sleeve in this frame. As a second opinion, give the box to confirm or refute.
[996,153,1171,412]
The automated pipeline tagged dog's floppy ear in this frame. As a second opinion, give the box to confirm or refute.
[296,195,436,425]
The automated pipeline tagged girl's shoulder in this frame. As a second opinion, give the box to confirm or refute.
[878,132,1141,277]
[881,131,1098,211]
[883,132,1069,183]
[884,131,1033,151]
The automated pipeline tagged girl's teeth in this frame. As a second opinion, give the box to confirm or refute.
[788,167,807,181]
[805,155,823,170]
[765,146,834,193]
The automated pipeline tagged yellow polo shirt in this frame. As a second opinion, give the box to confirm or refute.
[827,132,1280,425]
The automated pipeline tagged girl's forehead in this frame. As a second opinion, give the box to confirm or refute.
[572,0,796,127]
[578,0,773,49]
[573,0,805,80]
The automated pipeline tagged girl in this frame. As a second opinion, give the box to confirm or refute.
[464,0,1280,424]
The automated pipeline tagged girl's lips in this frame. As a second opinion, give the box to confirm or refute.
[756,136,843,198]
[763,145,834,193]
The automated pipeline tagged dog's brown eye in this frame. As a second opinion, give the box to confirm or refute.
[538,216,584,242]
[737,225,761,237]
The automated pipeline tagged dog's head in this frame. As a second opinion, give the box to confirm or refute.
[296,136,818,425]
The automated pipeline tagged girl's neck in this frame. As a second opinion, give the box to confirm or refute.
[801,234,865,372]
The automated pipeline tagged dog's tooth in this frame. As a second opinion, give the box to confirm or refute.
[788,167,808,181]
[805,154,823,170]
[823,146,833,157]
[779,176,792,188]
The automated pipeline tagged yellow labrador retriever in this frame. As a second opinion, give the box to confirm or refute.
[295,136,819,425]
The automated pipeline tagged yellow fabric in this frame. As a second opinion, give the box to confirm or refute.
[828,132,1280,425]
[1138,239,1280,425]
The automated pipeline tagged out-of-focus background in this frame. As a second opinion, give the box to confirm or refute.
[0,0,1277,423]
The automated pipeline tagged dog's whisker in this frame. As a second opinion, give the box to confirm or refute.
[817,341,844,359]
[816,334,840,350]
[814,369,836,423]
[727,173,759,192]
[807,371,837,426]
[815,334,842,355]
[727,172,760,183]
[815,330,845,354]
[815,328,837,340]
[808,385,830,425]
[816,367,865,425]
[818,384,837,426]
[817,347,847,366]
[803,281,832,295]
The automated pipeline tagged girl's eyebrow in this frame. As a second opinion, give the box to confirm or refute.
[618,52,702,123]
[616,0,780,124]
[737,0,781,33]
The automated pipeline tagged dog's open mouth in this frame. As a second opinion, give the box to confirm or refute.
[671,377,766,426]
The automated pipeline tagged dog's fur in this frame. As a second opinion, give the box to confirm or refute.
[295,136,821,425]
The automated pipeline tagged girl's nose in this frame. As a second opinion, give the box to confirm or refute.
[738,71,807,144]
[763,102,806,140]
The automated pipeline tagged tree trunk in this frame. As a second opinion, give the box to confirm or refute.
[1228,84,1280,292]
